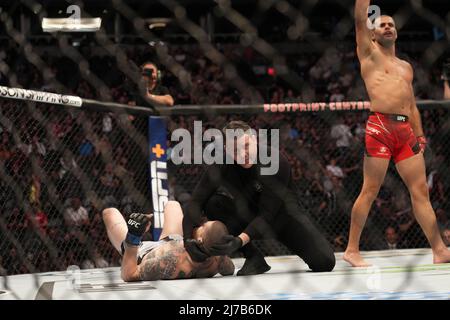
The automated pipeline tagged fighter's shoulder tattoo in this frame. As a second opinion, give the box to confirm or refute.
[138,241,187,281]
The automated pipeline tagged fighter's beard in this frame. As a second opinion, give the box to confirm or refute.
[377,38,395,48]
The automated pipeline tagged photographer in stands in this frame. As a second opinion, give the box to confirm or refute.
[138,61,174,107]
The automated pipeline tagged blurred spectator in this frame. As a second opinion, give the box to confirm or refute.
[25,204,48,236]
[59,150,79,179]
[284,89,297,103]
[79,138,95,158]
[329,88,345,102]
[31,135,47,157]
[102,113,113,135]
[330,116,354,155]
[17,132,32,156]
[0,132,13,161]
[36,251,52,272]
[0,255,6,276]
[398,211,428,248]
[270,90,281,104]
[91,249,109,268]
[82,248,109,269]
[95,135,113,162]
[291,160,303,182]
[6,207,27,235]
[435,208,448,230]
[333,235,347,252]
[428,170,447,208]
[63,251,78,268]
[99,163,120,197]
[5,248,19,273]
[380,226,405,250]
[64,197,89,229]
[326,158,345,179]
[47,226,65,249]
[443,62,450,99]
[49,114,66,139]
[442,228,450,247]
[81,259,95,269]
[29,173,41,207]
[114,156,133,179]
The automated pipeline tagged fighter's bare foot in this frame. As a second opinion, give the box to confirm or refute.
[343,250,372,267]
[433,248,450,264]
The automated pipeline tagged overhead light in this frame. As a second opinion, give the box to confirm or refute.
[42,17,102,32]
[146,18,172,30]
[149,22,167,29]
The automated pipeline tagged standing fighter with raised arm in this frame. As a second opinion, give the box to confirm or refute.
[344,0,450,267]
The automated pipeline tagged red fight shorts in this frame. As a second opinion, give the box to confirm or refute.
[365,112,420,163]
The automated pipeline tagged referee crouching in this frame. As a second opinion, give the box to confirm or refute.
[182,120,335,275]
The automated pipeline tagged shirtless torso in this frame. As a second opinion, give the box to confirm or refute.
[360,49,414,115]
[356,12,415,116]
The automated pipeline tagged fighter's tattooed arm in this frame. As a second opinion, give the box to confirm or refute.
[138,252,178,281]
[124,241,234,281]
[191,255,235,278]
[218,256,235,276]
[121,245,140,282]
[137,241,191,281]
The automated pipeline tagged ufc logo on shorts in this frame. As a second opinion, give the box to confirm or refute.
[367,126,381,135]
[128,219,140,228]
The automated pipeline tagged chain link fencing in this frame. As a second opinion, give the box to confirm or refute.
[0,0,449,298]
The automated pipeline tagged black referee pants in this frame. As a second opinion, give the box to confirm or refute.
[204,194,335,272]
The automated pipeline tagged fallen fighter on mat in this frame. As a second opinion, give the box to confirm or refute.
[103,200,235,281]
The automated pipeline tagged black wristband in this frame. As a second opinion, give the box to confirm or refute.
[125,233,142,246]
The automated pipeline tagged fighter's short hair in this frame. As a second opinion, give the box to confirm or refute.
[201,221,229,254]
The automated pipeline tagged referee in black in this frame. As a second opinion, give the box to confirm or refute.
[183,121,335,275]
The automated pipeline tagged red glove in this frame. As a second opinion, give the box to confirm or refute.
[417,136,427,153]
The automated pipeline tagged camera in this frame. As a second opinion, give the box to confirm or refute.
[142,68,154,77]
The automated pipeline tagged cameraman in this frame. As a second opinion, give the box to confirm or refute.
[138,62,174,107]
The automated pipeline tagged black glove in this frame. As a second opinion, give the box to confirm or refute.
[209,235,243,256]
[184,239,211,262]
[125,213,151,246]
